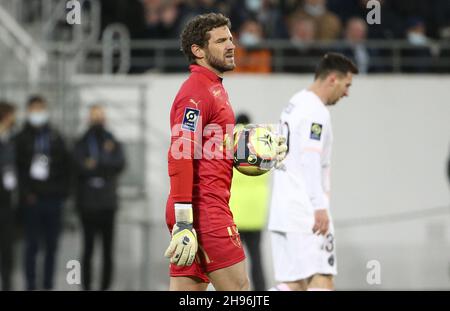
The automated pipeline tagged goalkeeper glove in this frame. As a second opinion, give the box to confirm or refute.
[164,203,198,266]
[274,135,288,169]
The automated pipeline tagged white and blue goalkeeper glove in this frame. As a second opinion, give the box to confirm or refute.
[258,124,288,169]
[164,203,198,266]
[274,133,288,169]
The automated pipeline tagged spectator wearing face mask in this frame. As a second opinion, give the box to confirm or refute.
[0,101,17,291]
[289,0,342,41]
[15,95,70,291]
[72,105,125,291]
[234,19,272,73]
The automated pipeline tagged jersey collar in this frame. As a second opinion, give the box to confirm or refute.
[190,64,223,83]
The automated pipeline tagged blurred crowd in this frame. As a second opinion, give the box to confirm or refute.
[0,97,125,291]
[96,0,450,73]
[17,0,450,73]
[102,0,450,41]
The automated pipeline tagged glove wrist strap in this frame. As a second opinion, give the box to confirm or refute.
[175,203,193,224]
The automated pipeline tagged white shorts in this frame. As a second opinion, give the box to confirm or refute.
[270,229,337,282]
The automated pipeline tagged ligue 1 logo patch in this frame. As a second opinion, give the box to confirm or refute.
[310,123,323,141]
[181,108,200,132]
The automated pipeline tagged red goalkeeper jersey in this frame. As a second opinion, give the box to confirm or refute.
[166,64,236,234]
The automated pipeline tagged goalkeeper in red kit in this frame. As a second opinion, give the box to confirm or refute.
[164,13,286,291]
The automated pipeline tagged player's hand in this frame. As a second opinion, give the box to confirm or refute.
[274,135,288,169]
[164,222,198,266]
[313,209,329,235]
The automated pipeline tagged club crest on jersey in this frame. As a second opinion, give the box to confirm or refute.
[182,107,200,132]
[227,226,242,248]
[310,123,323,141]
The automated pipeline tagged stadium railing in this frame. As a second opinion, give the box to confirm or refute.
[44,39,450,75]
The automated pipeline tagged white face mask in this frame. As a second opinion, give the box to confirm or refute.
[407,32,428,46]
[28,111,49,127]
[240,32,261,47]
[304,4,326,17]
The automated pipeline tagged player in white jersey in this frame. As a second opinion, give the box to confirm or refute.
[269,53,358,291]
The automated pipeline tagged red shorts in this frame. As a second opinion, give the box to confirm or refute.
[169,225,246,283]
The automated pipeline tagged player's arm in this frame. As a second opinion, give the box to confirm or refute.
[300,120,330,235]
[164,95,208,266]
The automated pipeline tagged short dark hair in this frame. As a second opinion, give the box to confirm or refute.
[180,13,231,64]
[0,101,15,122]
[315,53,359,80]
[27,94,47,108]
[89,103,104,111]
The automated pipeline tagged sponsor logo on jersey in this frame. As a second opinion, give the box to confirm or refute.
[182,107,200,132]
[310,123,323,140]
[189,98,200,107]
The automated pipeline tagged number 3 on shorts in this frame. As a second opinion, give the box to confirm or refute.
[321,233,334,253]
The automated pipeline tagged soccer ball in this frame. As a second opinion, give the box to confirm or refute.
[233,124,277,176]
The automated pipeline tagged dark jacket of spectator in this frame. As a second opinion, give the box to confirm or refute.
[0,138,16,208]
[73,125,125,211]
[0,105,16,291]
[15,123,70,203]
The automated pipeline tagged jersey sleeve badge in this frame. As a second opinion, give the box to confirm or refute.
[310,123,323,141]
[181,107,200,132]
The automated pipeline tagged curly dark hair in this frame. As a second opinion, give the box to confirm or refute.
[180,13,231,64]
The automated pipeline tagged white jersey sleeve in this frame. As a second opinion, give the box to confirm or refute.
[299,114,332,210]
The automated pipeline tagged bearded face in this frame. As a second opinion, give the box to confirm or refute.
[203,25,236,73]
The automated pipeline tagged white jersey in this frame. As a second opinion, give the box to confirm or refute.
[269,89,333,233]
